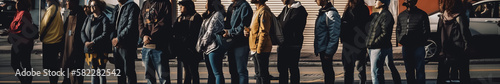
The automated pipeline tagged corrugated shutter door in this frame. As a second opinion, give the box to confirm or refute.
[181,0,348,53]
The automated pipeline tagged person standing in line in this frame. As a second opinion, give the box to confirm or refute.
[139,0,173,83]
[313,0,341,83]
[276,0,307,83]
[396,0,430,84]
[222,0,253,83]
[9,0,36,83]
[172,0,203,83]
[40,0,64,83]
[246,0,273,83]
[340,0,370,83]
[110,0,140,84]
[437,0,471,83]
[81,0,112,84]
[366,0,400,84]
[196,0,227,83]
[61,0,86,83]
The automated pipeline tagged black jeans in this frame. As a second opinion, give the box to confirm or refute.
[114,47,137,84]
[319,52,335,84]
[341,46,367,84]
[43,42,63,84]
[277,45,301,84]
[182,58,201,84]
[253,52,271,84]
[11,40,34,84]
[437,54,470,84]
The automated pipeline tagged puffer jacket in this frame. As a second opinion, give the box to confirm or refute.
[366,9,394,49]
[396,7,430,47]
[314,3,341,56]
[111,0,140,49]
[277,1,308,46]
[196,11,225,55]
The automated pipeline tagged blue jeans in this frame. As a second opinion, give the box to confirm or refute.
[227,45,250,84]
[402,46,425,84]
[208,35,230,84]
[369,48,400,84]
[142,48,170,84]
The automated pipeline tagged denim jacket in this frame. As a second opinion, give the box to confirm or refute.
[225,1,253,46]
[314,4,341,56]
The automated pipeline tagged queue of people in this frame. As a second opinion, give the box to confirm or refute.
[7,0,472,84]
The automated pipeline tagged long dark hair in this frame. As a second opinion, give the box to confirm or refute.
[202,0,225,19]
[16,0,32,11]
[345,0,365,9]
[442,0,464,14]
[47,0,60,7]
[179,1,197,15]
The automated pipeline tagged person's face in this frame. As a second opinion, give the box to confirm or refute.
[315,0,325,6]
[180,5,186,14]
[66,1,71,9]
[281,0,288,5]
[405,0,417,7]
[375,0,383,9]
[90,1,99,13]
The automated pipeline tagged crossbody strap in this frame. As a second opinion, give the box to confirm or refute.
[40,6,59,41]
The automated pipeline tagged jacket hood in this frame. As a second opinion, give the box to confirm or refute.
[290,1,302,9]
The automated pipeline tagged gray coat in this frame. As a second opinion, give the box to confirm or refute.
[196,11,225,55]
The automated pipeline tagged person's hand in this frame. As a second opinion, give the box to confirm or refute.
[244,27,250,37]
[85,42,94,49]
[223,29,229,38]
[112,38,119,47]
[143,35,151,45]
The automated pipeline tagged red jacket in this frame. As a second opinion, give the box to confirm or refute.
[10,10,33,34]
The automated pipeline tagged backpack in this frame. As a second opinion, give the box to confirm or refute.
[260,9,284,45]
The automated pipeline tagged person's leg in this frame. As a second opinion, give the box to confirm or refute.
[75,53,85,84]
[437,56,450,84]
[402,46,416,84]
[277,46,289,84]
[205,55,216,84]
[114,48,126,84]
[151,49,170,84]
[289,46,301,84]
[369,48,384,84]
[124,48,138,84]
[259,53,271,84]
[414,46,426,84]
[98,53,108,84]
[43,43,62,84]
[227,46,240,84]
[90,54,99,84]
[208,51,225,84]
[320,52,334,84]
[356,49,368,84]
[458,56,471,84]
[234,46,250,84]
[11,43,23,83]
[252,53,262,84]
[142,48,156,84]
[183,60,193,84]
[342,46,356,84]
[385,48,401,84]
[191,59,201,84]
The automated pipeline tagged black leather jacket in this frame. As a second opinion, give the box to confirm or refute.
[366,9,394,49]
[111,1,140,49]
[396,7,430,47]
